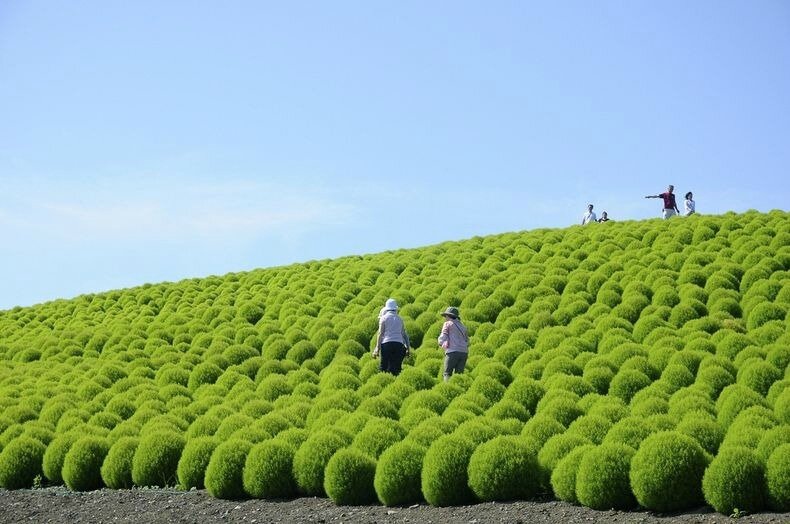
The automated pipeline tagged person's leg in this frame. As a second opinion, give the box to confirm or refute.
[443,353,453,381]
[453,353,468,374]
[379,343,391,373]
[389,343,406,376]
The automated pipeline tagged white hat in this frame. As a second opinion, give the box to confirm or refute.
[385,298,399,311]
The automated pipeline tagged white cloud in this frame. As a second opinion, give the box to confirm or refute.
[4,176,358,244]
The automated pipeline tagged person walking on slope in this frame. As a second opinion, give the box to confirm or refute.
[581,204,597,225]
[684,191,695,216]
[373,298,410,376]
[645,185,680,219]
[438,306,469,381]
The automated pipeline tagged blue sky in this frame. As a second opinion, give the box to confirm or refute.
[1,1,789,310]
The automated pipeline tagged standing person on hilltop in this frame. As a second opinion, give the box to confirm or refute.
[581,204,597,225]
[373,298,410,376]
[438,306,469,381]
[597,211,611,222]
[645,184,680,219]
[684,191,696,216]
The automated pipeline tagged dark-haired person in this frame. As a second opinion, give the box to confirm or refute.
[597,211,611,222]
[373,298,410,375]
[684,192,695,216]
[438,306,469,381]
[645,184,680,219]
[581,204,597,225]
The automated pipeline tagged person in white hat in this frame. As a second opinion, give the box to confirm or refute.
[438,306,469,381]
[373,298,410,376]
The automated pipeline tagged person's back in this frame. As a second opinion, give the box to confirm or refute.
[380,310,406,345]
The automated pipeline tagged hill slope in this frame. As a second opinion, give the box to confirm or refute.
[0,211,788,513]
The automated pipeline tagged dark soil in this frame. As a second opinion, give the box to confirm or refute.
[1,488,787,524]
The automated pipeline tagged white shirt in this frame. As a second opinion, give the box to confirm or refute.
[684,199,695,215]
[582,211,597,225]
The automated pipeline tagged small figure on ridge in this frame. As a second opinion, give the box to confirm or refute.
[582,204,597,225]
[684,192,695,216]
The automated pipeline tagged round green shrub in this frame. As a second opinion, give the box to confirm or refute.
[609,370,652,403]
[702,446,766,514]
[243,439,298,498]
[676,416,723,455]
[467,436,541,501]
[324,448,377,505]
[566,415,612,445]
[177,436,218,489]
[351,418,405,459]
[629,431,708,511]
[131,431,185,487]
[0,436,46,489]
[550,443,595,503]
[101,437,139,489]
[205,439,253,499]
[374,440,427,506]
[538,433,591,483]
[421,434,476,506]
[575,443,636,510]
[42,433,79,484]
[521,414,565,447]
[766,443,790,511]
[62,436,110,491]
[756,425,790,462]
[737,361,782,397]
[293,430,350,496]
[717,384,768,428]
[746,302,786,330]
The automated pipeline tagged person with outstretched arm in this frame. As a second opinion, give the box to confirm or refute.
[645,185,680,219]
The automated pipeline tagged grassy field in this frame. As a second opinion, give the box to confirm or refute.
[0,210,788,514]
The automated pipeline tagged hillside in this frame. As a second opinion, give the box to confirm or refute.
[0,211,788,514]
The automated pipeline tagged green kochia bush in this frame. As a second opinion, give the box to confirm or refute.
[177,436,218,490]
[550,444,595,503]
[243,440,298,499]
[205,439,253,499]
[374,440,427,506]
[467,436,541,502]
[702,446,766,514]
[324,448,377,505]
[0,436,46,489]
[766,443,790,511]
[101,437,139,489]
[629,432,708,511]
[293,430,350,496]
[62,436,110,491]
[421,434,476,506]
[131,431,185,487]
[575,443,636,510]
[42,433,79,484]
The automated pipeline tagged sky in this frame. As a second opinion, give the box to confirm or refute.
[1,1,789,310]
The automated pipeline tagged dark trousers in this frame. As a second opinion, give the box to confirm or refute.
[380,341,406,376]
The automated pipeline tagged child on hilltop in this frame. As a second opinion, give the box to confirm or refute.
[684,192,695,216]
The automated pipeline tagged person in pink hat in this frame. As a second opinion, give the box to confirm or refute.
[437,306,469,381]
